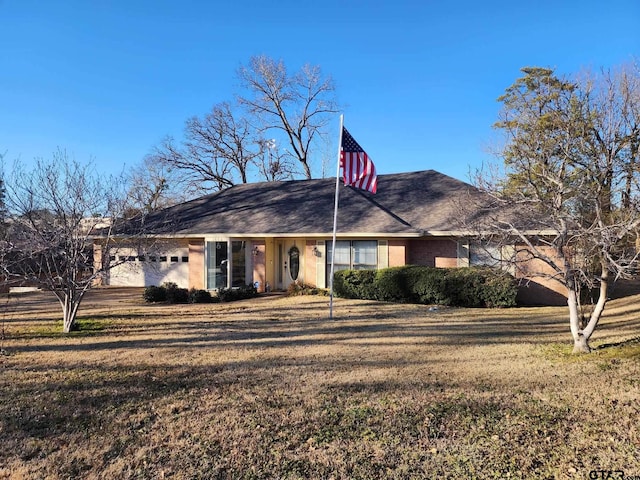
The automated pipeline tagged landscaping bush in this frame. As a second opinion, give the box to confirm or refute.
[287,282,328,296]
[162,282,189,304]
[217,284,258,302]
[333,265,518,308]
[188,288,214,304]
[142,285,167,303]
[333,270,378,299]
[373,267,411,302]
[480,270,519,307]
[406,266,450,305]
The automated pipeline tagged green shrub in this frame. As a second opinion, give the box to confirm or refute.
[333,265,517,308]
[333,270,378,299]
[373,266,412,302]
[407,267,449,304]
[142,285,167,303]
[188,288,213,304]
[480,270,518,307]
[162,282,189,304]
[444,268,486,307]
[217,284,258,302]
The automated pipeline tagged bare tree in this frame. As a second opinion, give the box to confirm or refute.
[151,102,264,195]
[471,64,640,353]
[237,55,339,179]
[127,154,185,214]
[255,138,297,182]
[1,151,139,333]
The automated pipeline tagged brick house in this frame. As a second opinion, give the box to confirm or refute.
[96,170,567,305]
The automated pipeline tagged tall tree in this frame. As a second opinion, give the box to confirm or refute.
[1,151,142,333]
[151,102,266,195]
[472,64,640,353]
[237,55,339,179]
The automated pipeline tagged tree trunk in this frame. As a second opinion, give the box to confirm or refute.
[567,287,591,353]
[61,291,83,333]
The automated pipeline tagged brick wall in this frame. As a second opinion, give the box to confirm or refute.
[189,239,205,289]
[408,238,458,267]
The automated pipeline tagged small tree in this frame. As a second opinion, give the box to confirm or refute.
[473,64,640,353]
[2,151,137,333]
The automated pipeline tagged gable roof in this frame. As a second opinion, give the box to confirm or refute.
[142,170,483,237]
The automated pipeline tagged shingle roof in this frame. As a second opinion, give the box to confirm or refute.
[144,170,483,237]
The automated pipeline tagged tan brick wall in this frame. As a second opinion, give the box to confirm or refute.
[252,241,266,292]
[388,240,407,267]
[305,241,317,287]
[189,239,205,289]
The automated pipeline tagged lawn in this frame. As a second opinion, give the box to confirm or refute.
[1,288,639,479]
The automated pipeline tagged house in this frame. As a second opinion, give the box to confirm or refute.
[95,170,567,304]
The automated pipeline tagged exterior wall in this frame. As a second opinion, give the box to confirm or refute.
[514,246,568,306]
[388,240,407,267]
[189,239,205,289]
[305,241,318,288]
[408,238,458,267]
[252,240,266,292]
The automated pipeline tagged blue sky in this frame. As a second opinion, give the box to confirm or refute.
[1,0,638,185]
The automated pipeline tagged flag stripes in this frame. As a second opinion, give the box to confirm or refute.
[340,127,377,194]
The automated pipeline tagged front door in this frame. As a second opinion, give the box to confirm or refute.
[275,240,303,291]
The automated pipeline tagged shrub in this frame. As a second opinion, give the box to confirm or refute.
[217,284,258,302]
[480,270,518,307]
[142,285,167,303]
[287,282,328,296]
[407,267,449,305]
[188,288,213,304]
[163,282,189,304]
[333,270,377,299]
[333,265,518,308]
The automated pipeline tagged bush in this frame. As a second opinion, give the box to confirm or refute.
[161,282,189,304]
[373,267,411,302]
[217,284,258,302]
[333,270,378,299]
[188,288,214,304]
[287,282,328,296]
[333,265,518,308]
[143,285,167,303]
[480,270,519,307]
[407,267,449,305]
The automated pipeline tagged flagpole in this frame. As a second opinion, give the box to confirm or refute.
[329,114,344,320]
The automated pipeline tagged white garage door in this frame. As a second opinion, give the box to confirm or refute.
[107,247,190,288]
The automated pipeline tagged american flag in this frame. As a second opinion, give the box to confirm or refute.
[340,127,377,194]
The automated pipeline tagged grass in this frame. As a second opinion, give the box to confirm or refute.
[1,287,639,479]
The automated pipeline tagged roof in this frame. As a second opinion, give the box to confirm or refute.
[139,170,485,237]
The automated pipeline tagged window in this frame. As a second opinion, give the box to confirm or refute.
[138,255,146,262]
[289,246,300,281]
[170,256,179,263]
[326,240,378,285]
[181,256,189,263]
[231,241,246,287]
[206,241,228,289]
[160,256,167,262]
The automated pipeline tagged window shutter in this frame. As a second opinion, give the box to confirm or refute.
[377,240,388,269]
[316,240,326,288]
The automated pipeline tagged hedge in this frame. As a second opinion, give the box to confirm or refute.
[333,265,518,308]
[142,283,257,304]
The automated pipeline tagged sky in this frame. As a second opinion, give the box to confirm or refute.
[1,0,638,186]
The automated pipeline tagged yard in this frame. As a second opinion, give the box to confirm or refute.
[1,288,639,479]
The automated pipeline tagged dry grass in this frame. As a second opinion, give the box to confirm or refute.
[1,287,639,479]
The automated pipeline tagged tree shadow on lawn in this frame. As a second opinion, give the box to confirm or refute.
[8,312,570,354]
